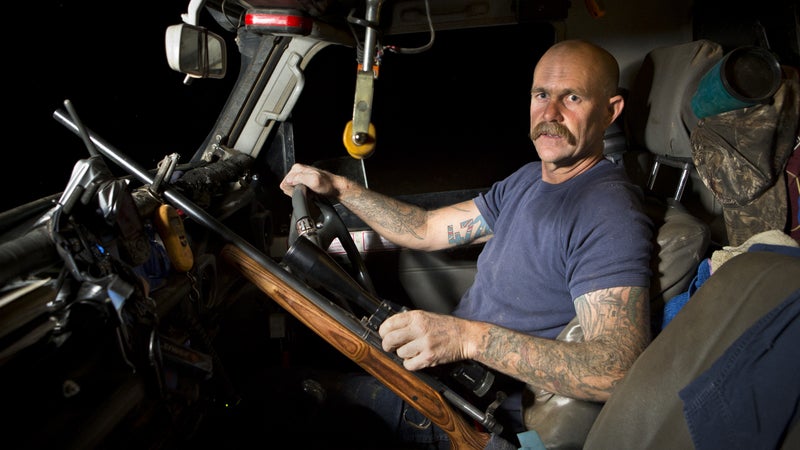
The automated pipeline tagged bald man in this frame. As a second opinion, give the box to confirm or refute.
[280,39,653,444]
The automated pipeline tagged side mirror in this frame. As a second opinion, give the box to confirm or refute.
[165,23,227,80]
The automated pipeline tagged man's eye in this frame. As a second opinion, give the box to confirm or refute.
[568,94,581,102]
[532,92,547,100]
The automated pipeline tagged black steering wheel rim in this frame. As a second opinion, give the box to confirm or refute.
[289,185,376,295]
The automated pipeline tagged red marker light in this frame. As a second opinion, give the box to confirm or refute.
[245,10,312,35]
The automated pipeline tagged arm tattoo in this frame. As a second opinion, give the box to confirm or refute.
[447,215,489,245]
[345,190,427,240]
[479,286,649,401]
[575,287,647,342]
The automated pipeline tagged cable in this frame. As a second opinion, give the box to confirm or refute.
[384,0,435,55]
[347,0,436,63]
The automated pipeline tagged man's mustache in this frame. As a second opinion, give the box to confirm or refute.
[531,122,576,145]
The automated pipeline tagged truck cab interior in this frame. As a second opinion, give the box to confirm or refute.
[1,0,798,449]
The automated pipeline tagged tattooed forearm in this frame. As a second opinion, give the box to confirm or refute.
[476,286,649,402]
[342,189,428,240]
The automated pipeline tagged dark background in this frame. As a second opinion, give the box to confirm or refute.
[5,1,800,213]
[4,1,236,212]
[4,1,547,213]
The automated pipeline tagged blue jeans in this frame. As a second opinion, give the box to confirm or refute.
[329,373,524,449]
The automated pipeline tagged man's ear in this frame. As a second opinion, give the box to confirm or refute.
[608,94,624,125]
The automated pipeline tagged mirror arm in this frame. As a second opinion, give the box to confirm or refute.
[181,0,207,25]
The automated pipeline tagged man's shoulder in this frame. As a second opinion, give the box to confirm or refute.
[568,165,649,228]
[584,159,631,181]
[578,161,642,199]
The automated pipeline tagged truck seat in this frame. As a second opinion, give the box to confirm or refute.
[584,249,800,450]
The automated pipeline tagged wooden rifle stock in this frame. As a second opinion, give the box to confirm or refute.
[221,244,491,450]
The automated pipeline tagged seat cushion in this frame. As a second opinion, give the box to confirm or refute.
[644,197,710,331]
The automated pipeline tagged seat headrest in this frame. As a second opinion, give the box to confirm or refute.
[627,40,724,158]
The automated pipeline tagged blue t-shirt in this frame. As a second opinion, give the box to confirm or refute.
[452,160,653,339]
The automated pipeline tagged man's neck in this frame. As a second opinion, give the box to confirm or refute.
[541,153,605,184]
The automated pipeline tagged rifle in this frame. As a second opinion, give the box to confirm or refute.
[53,107,498,450]
[222,243,492,450]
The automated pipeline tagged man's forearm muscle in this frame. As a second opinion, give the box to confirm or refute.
[336,182,432,248]
[337,179,489,251]
[342,187,427,240]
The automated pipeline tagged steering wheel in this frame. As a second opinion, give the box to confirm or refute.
[288,185,376,296]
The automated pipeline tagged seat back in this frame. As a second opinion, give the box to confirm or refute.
[618,41,728,328]
[624,40,725,236]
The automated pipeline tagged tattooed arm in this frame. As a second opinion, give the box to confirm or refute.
[380,285,650,402]
[280,163,492,251]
